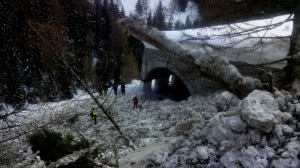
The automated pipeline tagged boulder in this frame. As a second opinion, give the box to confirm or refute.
[239,90,281,133]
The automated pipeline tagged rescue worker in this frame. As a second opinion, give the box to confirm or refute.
[90,107,98,125]
[113,83,118,96]
[121,83,125,95]
[133,96,139,109]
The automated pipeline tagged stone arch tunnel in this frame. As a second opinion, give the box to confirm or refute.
[143,67,190,101]
[141,47,221,101]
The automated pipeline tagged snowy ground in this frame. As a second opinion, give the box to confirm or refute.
[1,80,300,168]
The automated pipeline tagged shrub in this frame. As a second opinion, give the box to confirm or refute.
[28,129,90,165]
[67,113,80,124]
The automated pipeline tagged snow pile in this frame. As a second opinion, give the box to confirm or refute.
[1,82,300,168]
[240,90,282,133]
[146,89,300,168]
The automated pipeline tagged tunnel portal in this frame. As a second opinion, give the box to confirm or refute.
[143,68,190,101]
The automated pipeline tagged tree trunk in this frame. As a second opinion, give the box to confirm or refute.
[283,6,300,92]
[117,15,264,98]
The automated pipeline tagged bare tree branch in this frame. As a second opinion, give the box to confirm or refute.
[184,15,292,50]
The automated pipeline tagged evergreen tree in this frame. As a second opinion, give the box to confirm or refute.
[153,0,165,30]
[167,14,174,30]
[141,0,149,18]
[0,0,47,106]
[0,1,20,106]
[120,5,125,18]
[172,0,188,12]
[107,0,124,84]
[0,0,129,105]
[93,0,110,86]
[192,18,201,28]
[109,0,121,19]
[61,0,93,89]
[174,19,184,30]
[128,36,144,72]
[146,10,153,26]
[135,0,143,15]
[93,0,126,86]
[185,15,191,29]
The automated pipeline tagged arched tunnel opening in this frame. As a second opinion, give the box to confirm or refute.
[143,68,190,101]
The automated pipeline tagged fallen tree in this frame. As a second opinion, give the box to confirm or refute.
[117,15,265,98]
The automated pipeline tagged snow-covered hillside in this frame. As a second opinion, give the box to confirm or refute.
[143,14,292,69]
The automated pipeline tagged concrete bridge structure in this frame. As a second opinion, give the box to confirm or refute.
[140,31,289,101]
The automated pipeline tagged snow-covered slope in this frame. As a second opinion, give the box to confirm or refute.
[144,14,292,69]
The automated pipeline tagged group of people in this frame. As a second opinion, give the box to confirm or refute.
[90,82,140,124]
[112,83,126,96]
[90,96,139,124]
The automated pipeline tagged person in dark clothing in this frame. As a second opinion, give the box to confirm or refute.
[113,84,118,96]
[133,96,139,109]
[121,83,125,95]
[90,107,98,125]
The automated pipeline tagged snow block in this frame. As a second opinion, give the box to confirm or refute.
[239,90,281,133]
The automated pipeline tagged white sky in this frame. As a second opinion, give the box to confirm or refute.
[121,0,171,15]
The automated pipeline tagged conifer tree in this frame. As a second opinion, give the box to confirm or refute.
[120,5,125,18]
[135,0,143,15]
[185,15,191,29]
[167,15,174,30]
[146,10,153,26]
[172,0,188,12]
[128,35,144,72]
[153,0,165,30]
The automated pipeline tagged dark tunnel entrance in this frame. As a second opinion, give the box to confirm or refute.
[143,68,190,101]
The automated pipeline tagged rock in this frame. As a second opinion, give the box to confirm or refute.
[283,91,293,103]
[220,141,231,148]
[195,146,209,160]
[271,158,299,168]
[221,146,269,168]
[240,90,281,133]
[287,102,296,112]
[263,146,276,158]
[223,115,247,133]
[281,124,294,135]
[269,138,280,147]
[280,112,292,123]
[295,103,300,116]
[276,97,286,111]
[281,151,290,158]
[273,124,283,138]
[212,91,239,111]
[208,124,232,145]
[285,141,300,158]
